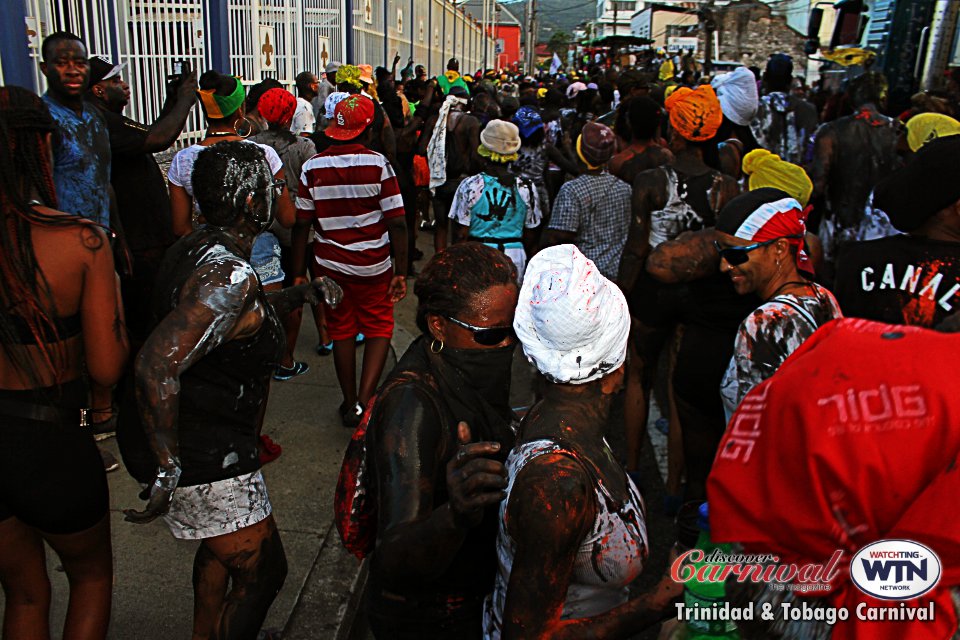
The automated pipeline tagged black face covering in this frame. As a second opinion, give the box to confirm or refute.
[423,340,517,450]
[439,343,515,414]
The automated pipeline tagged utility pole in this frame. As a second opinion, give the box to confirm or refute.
[482,0,489,71]
[494,1,501,69]
[612,0,618,64]
[526,0,538,73]
[701,0,716,76]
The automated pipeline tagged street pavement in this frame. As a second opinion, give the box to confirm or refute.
[0,232,673,639]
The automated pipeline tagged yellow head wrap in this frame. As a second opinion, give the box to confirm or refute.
[742,149,813,207]
[477,144,518,164]
[336,64,363,89]
[906,113,960,152]
[819,47,876,68]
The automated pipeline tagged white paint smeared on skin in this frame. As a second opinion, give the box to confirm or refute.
[219,156,267,209]
[157,377,181,401]
[222,451,240,468]
[178,260,256,361]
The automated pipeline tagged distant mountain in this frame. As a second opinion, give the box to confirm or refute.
[537,0,594,37]
[491,0,594,42]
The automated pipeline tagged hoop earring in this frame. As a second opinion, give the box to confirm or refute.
[234,116,253,139]
[430,339,444,354]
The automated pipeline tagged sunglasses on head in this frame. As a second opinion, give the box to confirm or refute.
[713,234,803,266]
[444,315,516,346]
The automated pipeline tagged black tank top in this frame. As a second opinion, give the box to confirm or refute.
[118,230,284,486]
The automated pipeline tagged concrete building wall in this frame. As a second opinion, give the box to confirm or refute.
[699,0,808,67]
[495,24,521,68]
[651,10,698,49]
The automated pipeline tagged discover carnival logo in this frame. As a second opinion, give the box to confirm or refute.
[850,539,942,601]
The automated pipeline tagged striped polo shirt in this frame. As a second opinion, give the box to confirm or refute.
[296,143,404,282]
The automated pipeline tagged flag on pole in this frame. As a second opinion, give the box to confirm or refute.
[550,53,561,74]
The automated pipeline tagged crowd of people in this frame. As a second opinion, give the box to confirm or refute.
[1,26,959,640]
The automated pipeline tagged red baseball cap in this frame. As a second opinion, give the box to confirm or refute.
[325,94,375,141]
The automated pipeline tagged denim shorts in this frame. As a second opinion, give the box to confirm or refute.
[159,470,271,540]
[251,232,284,286]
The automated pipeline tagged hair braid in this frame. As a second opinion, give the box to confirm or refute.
[0,86,89,388]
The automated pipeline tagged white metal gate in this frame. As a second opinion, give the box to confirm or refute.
[18,0,494,147]
[302,0,346,74]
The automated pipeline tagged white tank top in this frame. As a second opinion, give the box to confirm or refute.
[649,166,709,248]
[482,438,648,639]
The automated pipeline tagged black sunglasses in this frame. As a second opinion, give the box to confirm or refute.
[444,316,516,346]
[714,234,803,266]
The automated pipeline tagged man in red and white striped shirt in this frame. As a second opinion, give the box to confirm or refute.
[292,94,408,428]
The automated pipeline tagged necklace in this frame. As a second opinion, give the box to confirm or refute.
[205,130,237,138]
[769,280,812,299]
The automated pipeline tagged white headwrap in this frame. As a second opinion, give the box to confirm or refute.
[514,245,630,385]
[711,66,759,127]
[324,91,350,119]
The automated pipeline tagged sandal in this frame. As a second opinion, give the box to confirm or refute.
[91,405,118,441]
[273,361,309,381]
[316,341,333,356]
[339,400,364,429]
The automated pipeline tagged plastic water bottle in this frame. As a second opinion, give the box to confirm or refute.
[683,502,739,639]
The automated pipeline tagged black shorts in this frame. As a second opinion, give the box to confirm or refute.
[0,382,108,534]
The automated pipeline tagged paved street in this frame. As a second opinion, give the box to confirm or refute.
[1,232,672,639]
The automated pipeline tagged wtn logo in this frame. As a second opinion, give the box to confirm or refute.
[850,540,942,601]
[861,558,927,583]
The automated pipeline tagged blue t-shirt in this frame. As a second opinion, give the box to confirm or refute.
[43,94,112,227]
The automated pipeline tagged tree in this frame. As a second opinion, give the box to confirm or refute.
[547,30,572,55]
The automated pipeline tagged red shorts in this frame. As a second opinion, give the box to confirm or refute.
[322,275,395,341]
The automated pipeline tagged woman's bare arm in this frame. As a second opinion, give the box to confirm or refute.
[80,224,128,387]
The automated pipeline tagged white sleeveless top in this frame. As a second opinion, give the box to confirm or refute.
[649,166,713,248]
[482,438,648,639]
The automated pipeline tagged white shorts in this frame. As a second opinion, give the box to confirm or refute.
[162,470,272,540]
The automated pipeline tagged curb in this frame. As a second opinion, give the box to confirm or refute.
[282,523,367,640]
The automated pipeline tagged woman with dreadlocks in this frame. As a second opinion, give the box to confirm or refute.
[0,86,128,638]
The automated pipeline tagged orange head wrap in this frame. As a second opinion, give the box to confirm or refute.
[664,84,723,142]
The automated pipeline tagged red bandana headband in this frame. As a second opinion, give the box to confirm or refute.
[730,196,813,276]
